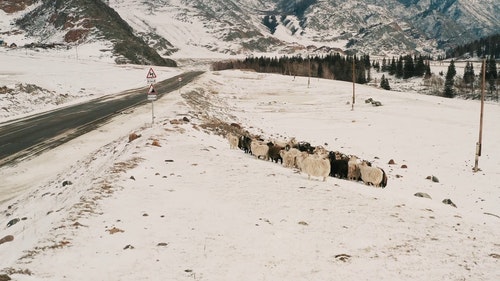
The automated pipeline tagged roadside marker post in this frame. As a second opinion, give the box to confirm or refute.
[147,84,157,125]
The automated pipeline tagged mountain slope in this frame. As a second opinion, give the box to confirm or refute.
[1,0,498,61]
[12,0,177,65]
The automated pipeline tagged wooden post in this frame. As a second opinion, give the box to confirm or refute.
[352,57,355,111]
[308,55,311,88]
[473,59,486,172]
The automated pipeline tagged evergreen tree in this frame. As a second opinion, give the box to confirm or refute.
[443,60,456,98]
[486,57,498,94]
[424,60,432,79]
[463,61,475,88]
[415,56,426,77]
[403,55,415,79]
[389,57,396,75]
[396,56,404,78]
[380,74,391,90]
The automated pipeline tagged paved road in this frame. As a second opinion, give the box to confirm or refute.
[0,71,203,167]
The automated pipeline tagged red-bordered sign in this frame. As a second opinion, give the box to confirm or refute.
[146,68,157,79]
[147,84,156,95]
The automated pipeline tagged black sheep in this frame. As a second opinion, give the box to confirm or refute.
[328,152,348,179]
[267,142,284,164]
[238,135,252,153]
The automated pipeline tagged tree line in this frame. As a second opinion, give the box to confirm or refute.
[445,33,500,59]
[211,53,498,100]
[212,54,372,84]
[212,53,433,85]
[446,57,499,99]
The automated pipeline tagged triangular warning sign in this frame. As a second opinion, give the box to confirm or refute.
[148,85,156,94]
[146,68,157,79]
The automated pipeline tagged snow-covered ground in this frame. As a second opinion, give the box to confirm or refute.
[0,46,499,280]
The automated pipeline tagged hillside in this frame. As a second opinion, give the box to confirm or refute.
[0,52,499,280]
[1,0,499,61]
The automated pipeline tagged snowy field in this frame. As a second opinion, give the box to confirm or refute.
[0,47,499,280]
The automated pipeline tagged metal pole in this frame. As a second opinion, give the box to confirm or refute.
[151,100,154,126]
[473,59,486,172]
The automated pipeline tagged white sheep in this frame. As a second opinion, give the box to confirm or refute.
[296,153,330,181]
[347,155,361,181]
[271,136,297,149]
[313,145,329,158]
[280,147,301,168]
[357,161,387,187]
[250,139,269,160]
[227,133,239,149]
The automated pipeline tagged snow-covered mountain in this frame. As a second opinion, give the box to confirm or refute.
[1,0,499,62]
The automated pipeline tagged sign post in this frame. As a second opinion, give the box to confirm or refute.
[146,68,158,126]
[147,84,157,125]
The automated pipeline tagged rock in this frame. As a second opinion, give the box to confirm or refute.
[6,218,19,228]
[365,98,373,103]
[151,139,161,147]
[0,274,11,281]
[334,254,351,262]
[182,116,190,122]
[442,199,457,208]
[123,244,134,250]
[426,175,439,183]
[128,133,141,142]
[157,242,169,247]
[62,180,73,187]
[388,159,396,165]
[414,192,432,199]
[108,227,124,234]
[298,221,308,226]
[0,235,14,245]
[401,164,408,169]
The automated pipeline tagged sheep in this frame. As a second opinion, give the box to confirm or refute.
[329,157,348,179]
[296,153,331,181]
[294,141,315,154]
[347,155,361,181]
[238,135,252,153]
[358,161,387,188]
[250,139,269,160]
[313,145,329,158]
[267,142,284,164]
[280,147,301,168]
[227,133,239,149]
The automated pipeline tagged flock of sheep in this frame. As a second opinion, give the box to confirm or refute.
[226,131,387,188]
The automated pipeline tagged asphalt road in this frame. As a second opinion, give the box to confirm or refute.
[0,71,204,167]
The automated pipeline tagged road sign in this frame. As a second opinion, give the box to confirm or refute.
[146,68,157,79]
[147,84,157,101]
[146,68,157,84]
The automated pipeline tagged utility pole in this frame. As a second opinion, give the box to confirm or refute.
[308,54,311,88]
[352,57,356,111]
[473,59,486,172]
